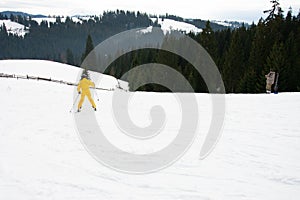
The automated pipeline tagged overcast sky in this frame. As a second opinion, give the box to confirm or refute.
[1,0,299,23]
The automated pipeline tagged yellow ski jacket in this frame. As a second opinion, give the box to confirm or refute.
[77,78,95,94]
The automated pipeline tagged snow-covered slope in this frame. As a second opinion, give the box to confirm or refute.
[0,20,29,37]
[32,17,59,26]
[0,60,123,90]
[31,16,203,34]
[32,16,89,26]
[0,16,93,34]
[0,60,300,200]
[212,20,250,29]
[212,20,232,27]
[151,18,202,34]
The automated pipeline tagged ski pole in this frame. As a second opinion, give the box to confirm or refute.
[69,93,80,113]
[94,88,100,101]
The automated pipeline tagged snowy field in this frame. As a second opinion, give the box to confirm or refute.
[0,60,300,200]
[0,19,29,37]
[150,18,202,34]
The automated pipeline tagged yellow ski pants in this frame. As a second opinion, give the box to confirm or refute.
[78,90,96,109]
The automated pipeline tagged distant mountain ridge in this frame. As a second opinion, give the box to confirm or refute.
[1,10,249,30]
[0,11,47,18]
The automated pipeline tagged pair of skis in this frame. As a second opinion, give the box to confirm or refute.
[274,73,279,94]
[69,91,99,113]
[75,107,97,113]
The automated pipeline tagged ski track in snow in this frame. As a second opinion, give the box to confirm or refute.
[0,60,300,200]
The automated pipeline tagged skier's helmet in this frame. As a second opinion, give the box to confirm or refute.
[81,73,88,79]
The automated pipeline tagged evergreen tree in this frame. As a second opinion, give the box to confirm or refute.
[214,28,231,73]
[81,34,96,71]
[295,23,300,91]
[283,32,298,91]
[199,21,218,60]
[82,34,94,61]
[223,27,250,93]
[238,68,257,93]
[66,48,74,65]
[0,23,8,36]
[248,21,268,93]
[264,0,284,23]
[126,54,146,91]
[0,23,9,58]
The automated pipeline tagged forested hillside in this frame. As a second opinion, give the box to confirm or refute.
[0,10,152,64]
[106,7,300,93]
[1,3,300,93]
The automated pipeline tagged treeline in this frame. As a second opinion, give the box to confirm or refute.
[107,6,300,93]
[205,8,300,93]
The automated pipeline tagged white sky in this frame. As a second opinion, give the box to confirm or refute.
[0,0,299,23]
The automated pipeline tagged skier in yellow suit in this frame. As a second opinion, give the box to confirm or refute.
[77,74,97,112]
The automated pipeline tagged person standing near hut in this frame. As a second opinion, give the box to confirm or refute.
[265,69,276,93]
